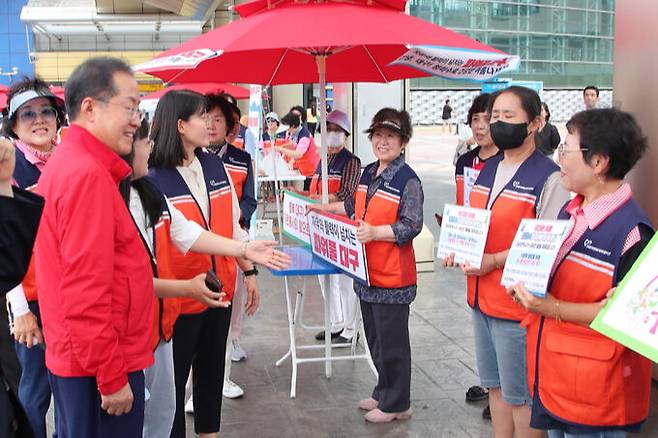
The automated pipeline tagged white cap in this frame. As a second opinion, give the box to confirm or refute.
[326,110,350,135]
[265,112,280,124]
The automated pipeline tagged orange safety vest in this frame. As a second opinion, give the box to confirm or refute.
[148,150,236,315]
[129,183,181,351]
[524,199,653,428]
[308,147,359,196]
[354,161,418,288]
[221,143,251,201]
[468,151,559,321]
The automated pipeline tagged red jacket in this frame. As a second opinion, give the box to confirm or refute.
[34,124,154,395]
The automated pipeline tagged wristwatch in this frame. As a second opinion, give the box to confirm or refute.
[243,267,259,277]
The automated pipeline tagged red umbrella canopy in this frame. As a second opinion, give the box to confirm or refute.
[142,82,250,100]
[133,0,514,85]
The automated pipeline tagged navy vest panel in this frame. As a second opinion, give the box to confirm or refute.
[13,147,41,189]
[148,149,232,199]
[557,198,653,285]
[313,147,354,177]
[223,144,252,169]
[359,161,419,202]
[476,149,559,210]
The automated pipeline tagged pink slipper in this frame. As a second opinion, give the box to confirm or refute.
[364,407,412,423]
[358,397,379,411]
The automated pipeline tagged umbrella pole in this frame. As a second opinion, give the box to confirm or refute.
[317,55,329,205]
[316,54,332,379]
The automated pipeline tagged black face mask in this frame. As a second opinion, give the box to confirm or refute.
[490,121,529,151]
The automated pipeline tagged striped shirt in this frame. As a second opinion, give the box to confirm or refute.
[552,183,640,275]
[330,150,361,202]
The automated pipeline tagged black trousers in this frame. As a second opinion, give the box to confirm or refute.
[360,300,411,413]
[170,306,232,437]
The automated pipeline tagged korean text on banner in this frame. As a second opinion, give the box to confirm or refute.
[591,232,658,363]
[307,211,369,285]
[390,46,520,81]
[463,167,479,208]
[436,204,491,269]
[282,190,316,246]
[500,219,570,297]
[132,48,219,72]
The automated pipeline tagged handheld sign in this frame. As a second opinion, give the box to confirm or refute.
[591,232,658,362]
[436,204,491,269]
[500,219,571,297]
[282,191,316,246]
[307,210,369,285]
[462,167,480,208]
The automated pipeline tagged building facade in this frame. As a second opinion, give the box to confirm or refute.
[0,0,34,85]
[409,0,615,121]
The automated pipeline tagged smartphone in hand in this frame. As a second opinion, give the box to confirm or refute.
[205,269,223,293]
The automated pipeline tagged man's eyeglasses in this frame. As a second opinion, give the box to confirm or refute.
[98,100,145,122]
[557,143,589,157]
[17,107,57,124]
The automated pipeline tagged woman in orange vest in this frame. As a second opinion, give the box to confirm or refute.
[454,93,500,418]
[120,120,288,438]
[275,111,320,189]
[310,108,424,424]
[4,77,65,438]
[443,86,570,438]
[507,108,653,438]
[147,90,279,438]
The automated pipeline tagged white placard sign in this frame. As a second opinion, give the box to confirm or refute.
[500,219,571,297]
[463,166,480,208]
[282,191,316,246]
[308,211,369,285]
[436,204,491,269]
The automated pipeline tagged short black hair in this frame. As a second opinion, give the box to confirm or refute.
[281,112,301,128]
[119,119,161,230]
[65,57,133,121]
[541,102,551,122]
[149,90,208,168]
[290,105,306,123]
[206,93,236,136]
[3,76,66,138]
[367,107,413,144]
[467,93,490,126]
[488,86,541,123]
[583,85,600,97]
[221,93,237,105]
[566,108,647,180]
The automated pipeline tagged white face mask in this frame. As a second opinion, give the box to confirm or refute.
[325,131,346,148]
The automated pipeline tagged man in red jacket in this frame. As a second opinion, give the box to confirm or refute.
[34,57,153,437]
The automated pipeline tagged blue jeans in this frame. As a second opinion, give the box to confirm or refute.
[547,430,626,438]
[472,307,530,405]
[14,301,51,438]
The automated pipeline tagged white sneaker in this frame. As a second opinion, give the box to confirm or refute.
[230,339,247,362]
[223,379,245,399]
[184,395,194,414]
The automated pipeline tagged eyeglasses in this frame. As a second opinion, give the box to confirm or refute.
[17,107,57,124]
[98,99,145,122]
[557,143,589,157]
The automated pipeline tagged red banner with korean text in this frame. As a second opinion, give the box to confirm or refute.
[307,210,369,285]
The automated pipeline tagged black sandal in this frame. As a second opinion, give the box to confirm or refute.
[465,385,489,402]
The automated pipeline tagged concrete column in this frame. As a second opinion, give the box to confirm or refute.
[613,0,658,379]
[272,84,303,117]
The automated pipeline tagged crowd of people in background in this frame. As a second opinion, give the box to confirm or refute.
[0,53,654,438]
